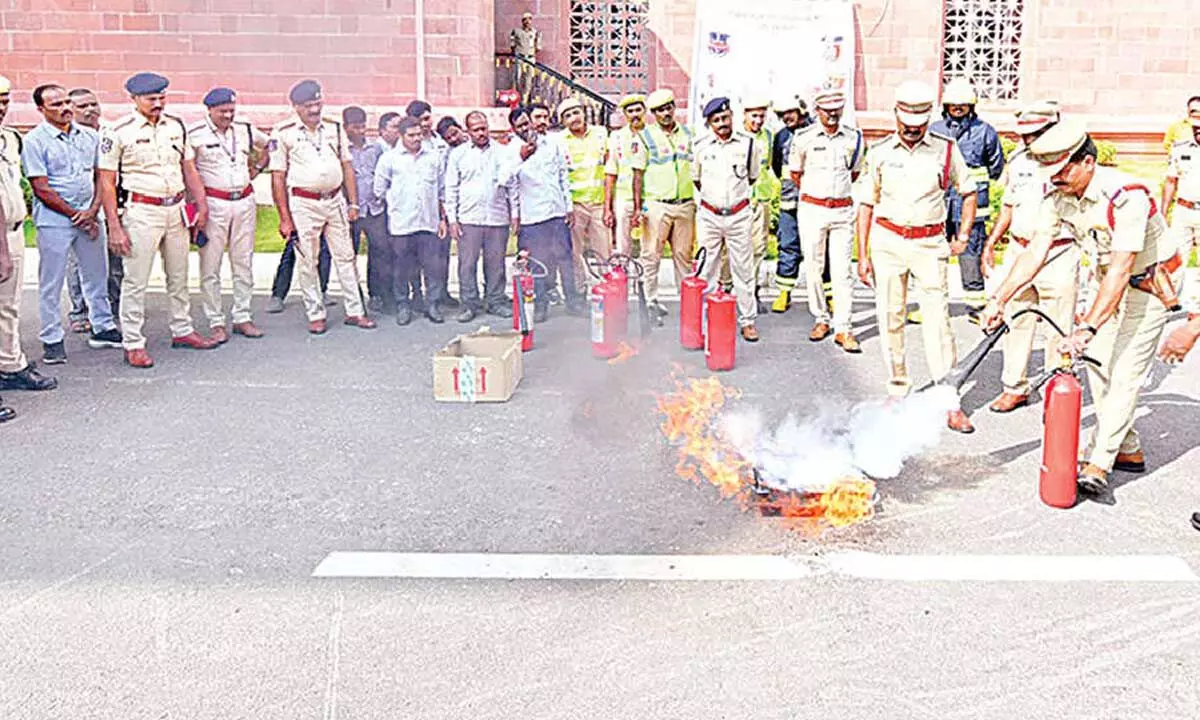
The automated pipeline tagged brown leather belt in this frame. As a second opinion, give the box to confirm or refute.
[1012,235,1074,249]
[1177,198,1199,210]
[290,187,341,201]
[876,217,943,239]
[699,198,750,216]
[206,185,254,201]
[800,194,853,209]
[129,191,185,206]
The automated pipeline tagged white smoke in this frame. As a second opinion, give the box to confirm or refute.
[719,385,960,493]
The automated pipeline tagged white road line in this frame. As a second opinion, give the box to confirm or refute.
[311,551,1199,583]
[312,552,817,581]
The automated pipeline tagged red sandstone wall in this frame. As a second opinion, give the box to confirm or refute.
[1,0,493,109]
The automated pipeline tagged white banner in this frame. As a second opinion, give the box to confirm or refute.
[689,0,858,127]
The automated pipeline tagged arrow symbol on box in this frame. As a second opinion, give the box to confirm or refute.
[479,367,488,393]
[452,367,460,393]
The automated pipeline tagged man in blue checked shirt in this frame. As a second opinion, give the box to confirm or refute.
[374,115,449,326]
[498,105,583,322]
[22,83,123,366]
[445,111,517,323]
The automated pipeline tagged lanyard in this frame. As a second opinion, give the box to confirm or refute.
[301,124,325,156]
[208,120,238,163]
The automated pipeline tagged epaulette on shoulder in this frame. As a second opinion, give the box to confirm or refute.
[163,113,187,138]
[928,130,954,144]
[186,122,206,134]
[273,119,296,131]
[869,134,893,151]
[1172,138,1194,149]
[323,117,342,128]
[111,116,136,131]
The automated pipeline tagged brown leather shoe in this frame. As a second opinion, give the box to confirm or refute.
[740,324,760,342]
[946,409,975,434]
[171,331,219,350]
[308,319,328,335]
[232,321,264,339]
[989,392,1029,413]
[209,326,229,345]
[344,315,378,329]
[124,348,154,368]
[1077,463,1110,496]
[1113,450,1146,473]
[834,332,861,353]
[809,322,832,342]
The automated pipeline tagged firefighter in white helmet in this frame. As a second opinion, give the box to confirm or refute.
[930,77,1005,321]
[770,93,808,312]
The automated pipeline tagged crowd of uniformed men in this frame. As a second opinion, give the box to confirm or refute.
[1,71,1199,500]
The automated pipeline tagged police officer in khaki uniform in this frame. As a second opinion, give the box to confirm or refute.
[789,89,864,352]
[855,80,977,433]
[980,101,1078,413]
[631,89,695,318]
[189,87,269,343]
[1161,113,1200,316]
[0,75,57,416]
[269,79,376,335]
[982,119,1185,496]
[603,94,647,257]
[98,72,219,368]
[693,97,763,341]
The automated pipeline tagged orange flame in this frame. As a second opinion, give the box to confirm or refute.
[607,341,639,365]
[656,369,877,533]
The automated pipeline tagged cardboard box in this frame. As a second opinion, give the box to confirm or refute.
[433,328,524,403]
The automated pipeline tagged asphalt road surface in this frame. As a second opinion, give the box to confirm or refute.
[2,284,1198,720]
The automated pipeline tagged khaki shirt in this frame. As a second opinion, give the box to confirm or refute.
[692,129,761,211]
[268,117,350,194]
[1032,166,1176,274]
[855,131,972,226]
[510,27,540,58]
[98,112,194,197]
[603,125,644,202]
[0,127,27,225]
[788,123,864,200]
[1000,147,1044,240]
[1167,137,1200,203]
[188,118,268,192]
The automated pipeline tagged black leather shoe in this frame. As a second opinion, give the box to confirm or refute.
[534,304,549,323]
[0,404,15,423]
[395,306,413,326]
[427,305,445,324]
[440,294,461,309]
[456,307,477,323]
[488,303,513,319]
[0,364,58,391]
[1191,512,1200,532]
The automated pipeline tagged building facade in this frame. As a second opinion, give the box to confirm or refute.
[1,0,1195,142]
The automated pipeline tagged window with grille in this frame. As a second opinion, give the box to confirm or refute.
[568,1,649,95]
[942,0,1024,102]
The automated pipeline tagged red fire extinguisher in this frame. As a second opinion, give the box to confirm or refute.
[680,247,708,350]
[585,251,632,359]
[511,251,547,352]
[705,286,737,372]
[1040,358,1083,509]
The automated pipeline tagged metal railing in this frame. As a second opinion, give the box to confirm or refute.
[494,53,617,128]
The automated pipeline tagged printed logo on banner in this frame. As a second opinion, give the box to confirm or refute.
[707,32,730,57]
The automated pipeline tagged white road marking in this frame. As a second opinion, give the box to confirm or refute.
[312,551,1199,583]
[312,552,817,581]
[321,591,344,720]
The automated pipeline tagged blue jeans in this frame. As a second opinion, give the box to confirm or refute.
[36,225,117,344]
[518,218,576,308]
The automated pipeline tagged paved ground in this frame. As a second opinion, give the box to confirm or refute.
[2,252,1199,719]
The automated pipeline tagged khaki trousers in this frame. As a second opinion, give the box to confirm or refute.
[999,242,1080,395]
[720,200,768,290]
[570,201,610,293]
[1082,269,1182,471]
[290,195,364,322]
[199,195,257,328]
[698,205,756,326]
[1171,205,1200,310]
[614,199,640,257]
[870,225,956,396]
[641,200,695,302]
[119,202,194,350]
[798,203,855,332]
[0,227,28,372]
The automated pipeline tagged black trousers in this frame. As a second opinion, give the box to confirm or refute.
[390,232,448,309]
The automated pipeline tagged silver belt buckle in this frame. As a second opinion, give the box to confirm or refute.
[229,189,244,200]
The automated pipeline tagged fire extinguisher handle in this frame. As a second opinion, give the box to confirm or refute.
[582,249,607,279]
[691,246,708,278]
